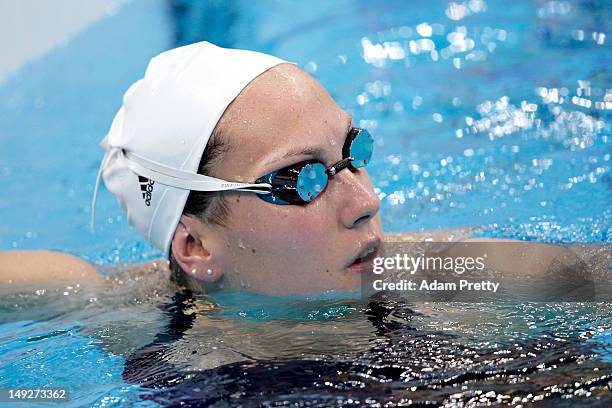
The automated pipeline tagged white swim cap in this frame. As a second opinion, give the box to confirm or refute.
[91,41,288,256]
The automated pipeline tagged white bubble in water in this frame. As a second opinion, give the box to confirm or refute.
[416,23,432,37]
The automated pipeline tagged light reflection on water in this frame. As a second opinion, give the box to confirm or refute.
[328,0,611,243]
[114,284,612,406]
[0,0,608,260]
[3,269,610,406]
[0,0,610,406]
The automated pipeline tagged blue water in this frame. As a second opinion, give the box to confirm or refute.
[0,0,610,406]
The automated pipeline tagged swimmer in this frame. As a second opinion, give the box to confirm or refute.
[0,42,602,298]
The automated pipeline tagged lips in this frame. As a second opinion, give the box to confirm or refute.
[346,238,382,273]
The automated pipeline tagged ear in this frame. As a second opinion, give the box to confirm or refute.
[171,215,223,282]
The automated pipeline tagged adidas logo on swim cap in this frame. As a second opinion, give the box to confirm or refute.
[138,176,155,206]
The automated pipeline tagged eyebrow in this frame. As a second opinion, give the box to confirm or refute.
[263,116,353,168]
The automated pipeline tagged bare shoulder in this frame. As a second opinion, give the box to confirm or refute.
[102,257,171,278]
[0,250,107,294]
[382,230,576,276]
[384,227,474,242]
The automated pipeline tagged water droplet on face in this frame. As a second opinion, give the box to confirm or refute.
[237,240,246,249]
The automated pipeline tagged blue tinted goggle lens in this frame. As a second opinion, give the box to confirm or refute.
[348,128,373,169]
[297,162,327,202]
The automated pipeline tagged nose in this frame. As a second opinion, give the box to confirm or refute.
[334,169,381,229]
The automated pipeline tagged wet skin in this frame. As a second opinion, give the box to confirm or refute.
[171,64,384,296]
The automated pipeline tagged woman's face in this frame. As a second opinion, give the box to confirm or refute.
[187,64,383,295]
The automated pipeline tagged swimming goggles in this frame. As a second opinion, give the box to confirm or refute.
[255,127,374,204]
[98,127,373,207]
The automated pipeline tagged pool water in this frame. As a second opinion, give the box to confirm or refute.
[0,0,610,406]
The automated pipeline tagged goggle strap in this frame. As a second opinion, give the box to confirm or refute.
[90,148,271,234]
[125,150,221,180]
[122,149,272,193]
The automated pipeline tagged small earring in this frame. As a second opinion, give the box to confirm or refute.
[206,268,213,276]
[191,268,197,276]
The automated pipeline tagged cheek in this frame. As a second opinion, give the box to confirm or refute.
[218,194,358,294]
[226,195,335,257]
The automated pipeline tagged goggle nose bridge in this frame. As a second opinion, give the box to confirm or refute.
[325,156,355,176]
